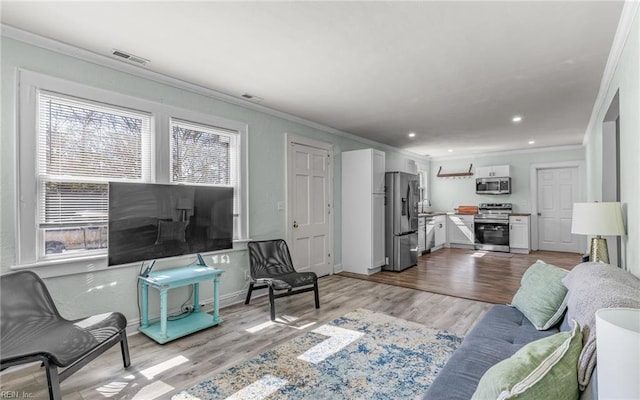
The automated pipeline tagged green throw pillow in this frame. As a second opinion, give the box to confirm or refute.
[511,261,569,330]
[471,322,582,400]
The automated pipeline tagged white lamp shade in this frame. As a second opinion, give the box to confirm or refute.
[595,308,640,399]
[571,202,625,236]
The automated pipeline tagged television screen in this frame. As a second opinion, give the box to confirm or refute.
[108,182,233,266]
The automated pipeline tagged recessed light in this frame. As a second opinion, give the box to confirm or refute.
[528,140,535,145]
[408,132,416,138]
[448,149,453,153]
[512,115,523,123]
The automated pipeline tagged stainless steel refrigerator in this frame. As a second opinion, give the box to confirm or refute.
[383,171,420,271]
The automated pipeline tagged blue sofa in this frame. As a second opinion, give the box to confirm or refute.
[423,260,640,399]
[423,304,585,399]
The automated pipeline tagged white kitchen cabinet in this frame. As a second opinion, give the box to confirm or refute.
[476,165,511,178]
[447,214,475,248]
[372,150,386,194]
[509,215,530,254]
[342,149,386,275]
[372,194,386,265]
[386,157,418,174]
[434,215,446,249]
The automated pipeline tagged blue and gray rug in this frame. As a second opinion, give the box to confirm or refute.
[173,309,462,400]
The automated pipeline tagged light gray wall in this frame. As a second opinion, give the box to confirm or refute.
[0,36,424,322]
[429,147,585,214]
[584,7,639,276]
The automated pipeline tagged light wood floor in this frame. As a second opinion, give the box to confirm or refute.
[340,248,580,304]
[0,248,579,399]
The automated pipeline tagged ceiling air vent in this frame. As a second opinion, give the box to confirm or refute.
[111,49,149,66]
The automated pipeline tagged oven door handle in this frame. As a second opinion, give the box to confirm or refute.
[475,219,509,224]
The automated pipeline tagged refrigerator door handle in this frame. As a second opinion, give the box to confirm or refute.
[406,184,411,221]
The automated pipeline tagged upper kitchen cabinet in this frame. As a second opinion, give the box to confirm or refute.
[476,165,511,178]
[342,149,386,275]
[342,148,385,194]
[372,150,386,193]
[386,157,418,175]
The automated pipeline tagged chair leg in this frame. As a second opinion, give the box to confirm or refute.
[269,286,276,321]
[314,280,320,309]
[120,331,131,368]
[245,283,254,305]
[45,361,62,400]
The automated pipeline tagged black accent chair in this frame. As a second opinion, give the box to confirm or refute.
[0,270,131,400]
[244,239,320,320]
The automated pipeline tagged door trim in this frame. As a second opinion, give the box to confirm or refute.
[529,160,585,251]
[285,133,334,275]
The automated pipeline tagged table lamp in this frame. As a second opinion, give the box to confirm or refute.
[595,308,640,399]
[570,202,625,264]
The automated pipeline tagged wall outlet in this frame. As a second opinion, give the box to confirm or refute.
[244,270,251,280]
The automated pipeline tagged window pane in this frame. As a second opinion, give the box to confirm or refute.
[171,120,235,185]
[39,92,152,180]
[44,226,107,255]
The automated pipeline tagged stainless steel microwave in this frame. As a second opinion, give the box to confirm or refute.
[476,177,511,195]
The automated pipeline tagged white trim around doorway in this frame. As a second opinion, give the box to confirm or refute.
[284,133,335,274]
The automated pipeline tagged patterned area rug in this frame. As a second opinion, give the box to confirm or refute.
[172,309,462,400]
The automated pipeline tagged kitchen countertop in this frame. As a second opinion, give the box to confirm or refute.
[419,212,532,217]
[418,212,447,217]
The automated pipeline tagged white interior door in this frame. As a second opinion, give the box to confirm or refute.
[537,167,581,252]
[288,137,333,277]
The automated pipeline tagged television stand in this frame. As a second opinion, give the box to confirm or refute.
[137,254,224,344]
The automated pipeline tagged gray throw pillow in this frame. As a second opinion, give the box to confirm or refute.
[512,261,569,330]
[562,262,640,390]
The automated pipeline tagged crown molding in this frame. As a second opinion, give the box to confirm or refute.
[584,1,639,144]
[429,144,585,162]
[1,24,427,161]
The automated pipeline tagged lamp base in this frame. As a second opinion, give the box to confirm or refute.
[589,237,609,264]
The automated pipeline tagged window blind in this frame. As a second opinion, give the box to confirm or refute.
[37,91,152,228]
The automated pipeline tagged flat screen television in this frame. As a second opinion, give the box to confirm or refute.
[108,182,233,266]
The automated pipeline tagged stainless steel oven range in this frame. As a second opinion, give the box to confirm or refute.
[474,203,512,252]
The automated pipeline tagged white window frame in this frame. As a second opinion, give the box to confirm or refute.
[15,70,248,276]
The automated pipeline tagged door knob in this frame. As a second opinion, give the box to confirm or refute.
[293,221,299,228]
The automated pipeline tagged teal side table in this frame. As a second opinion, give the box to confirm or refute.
[138,256,224,344]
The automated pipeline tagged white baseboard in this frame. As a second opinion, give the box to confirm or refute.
[333,263,343,273]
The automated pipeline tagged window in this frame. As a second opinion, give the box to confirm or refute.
[17,70,248,269]
[170,118,241,239]
[37,92,152,258]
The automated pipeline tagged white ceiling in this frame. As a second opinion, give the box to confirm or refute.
[0,1,624,158]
